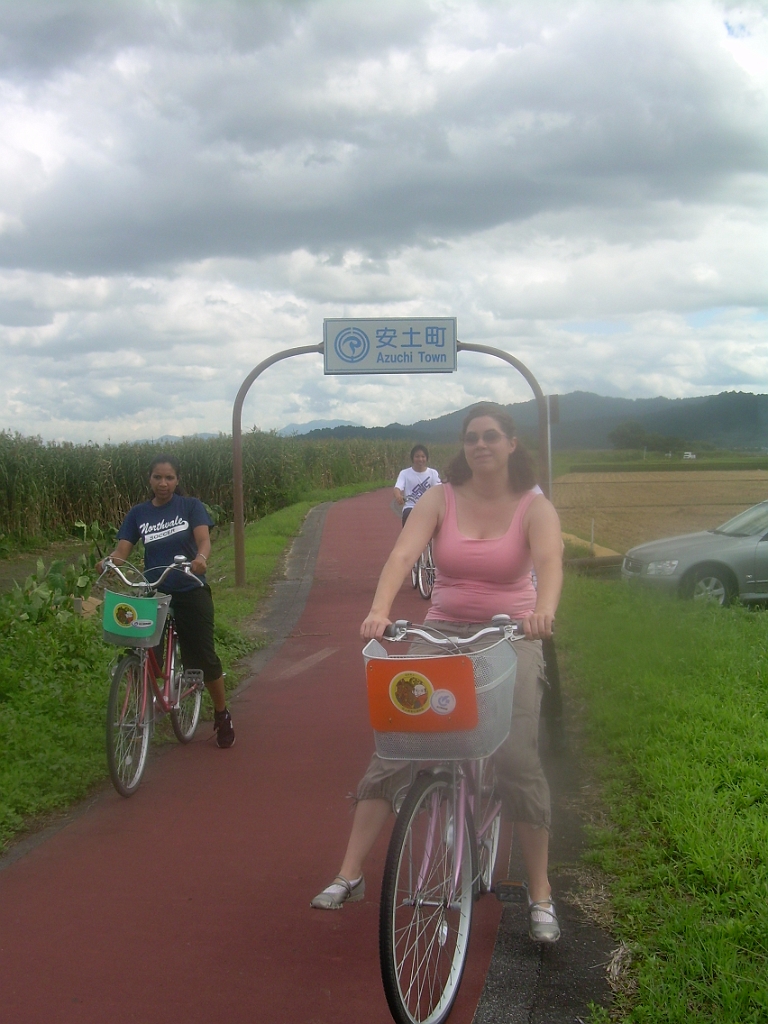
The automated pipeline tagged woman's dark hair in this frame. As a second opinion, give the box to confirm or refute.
[410,443,429,462]
[445,402,537,492]
[148,453,184,495]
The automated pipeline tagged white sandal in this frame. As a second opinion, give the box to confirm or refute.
[310,874,365,910]
[528,897,561,943]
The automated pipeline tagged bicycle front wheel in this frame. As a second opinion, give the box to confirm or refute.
[169,638,203,743]
[380,771,476,1024]
[106,654,151,797]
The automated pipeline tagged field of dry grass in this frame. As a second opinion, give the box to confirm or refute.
[553,470,768,554]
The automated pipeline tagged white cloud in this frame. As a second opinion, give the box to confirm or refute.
[0,0,765,441]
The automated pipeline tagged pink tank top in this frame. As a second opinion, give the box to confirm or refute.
[427,484,538,622]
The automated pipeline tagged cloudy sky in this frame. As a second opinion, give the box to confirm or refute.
[0,0,766,442]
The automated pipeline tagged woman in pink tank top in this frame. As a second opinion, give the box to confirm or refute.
[312,404,563,943]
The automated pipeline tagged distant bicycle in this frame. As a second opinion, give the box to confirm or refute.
[100,556,205,797]
[364,616,523,1024]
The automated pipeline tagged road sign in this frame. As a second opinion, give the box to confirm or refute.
[324,318,457,375]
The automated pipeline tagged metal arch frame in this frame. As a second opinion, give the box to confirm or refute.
[231,339,550,586]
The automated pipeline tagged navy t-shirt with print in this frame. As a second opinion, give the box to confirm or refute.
[117,494,213,593]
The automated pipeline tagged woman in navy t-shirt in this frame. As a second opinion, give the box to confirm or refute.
[99,454,235,748]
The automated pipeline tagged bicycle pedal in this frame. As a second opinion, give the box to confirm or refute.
[494,880,528,903]
[182,669,204,686]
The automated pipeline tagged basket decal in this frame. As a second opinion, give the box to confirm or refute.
[112,602,138,627]
[367,655,478,733]
[389,671,433,715]
[430,689,457,715]
[111,602,154,630]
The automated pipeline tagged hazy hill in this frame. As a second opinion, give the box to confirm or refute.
[278,419,357,436]
[298,392,768,450]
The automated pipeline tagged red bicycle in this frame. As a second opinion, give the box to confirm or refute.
[100,556,205,797]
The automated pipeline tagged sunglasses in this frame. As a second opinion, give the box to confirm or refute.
[463,429,506,446]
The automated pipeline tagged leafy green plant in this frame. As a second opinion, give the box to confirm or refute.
[3,557,93,625]
[0,614,115,842]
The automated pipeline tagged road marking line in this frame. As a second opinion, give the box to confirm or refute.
[273,647,339,680]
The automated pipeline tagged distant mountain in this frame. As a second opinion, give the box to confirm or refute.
[278,419,358,436]
[298,392,768,450]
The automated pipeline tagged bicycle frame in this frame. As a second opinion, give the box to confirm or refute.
[113,617,198,733]
[145,619,178,714]
[415,762,502,903]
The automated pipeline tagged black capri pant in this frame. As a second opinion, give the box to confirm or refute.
[168,585,223,683]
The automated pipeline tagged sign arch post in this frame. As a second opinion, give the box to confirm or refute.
[232,337,550,587]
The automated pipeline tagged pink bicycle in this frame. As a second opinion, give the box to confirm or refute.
[364,617,523,1024]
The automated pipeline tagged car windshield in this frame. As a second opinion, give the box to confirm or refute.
[714,503,768,537]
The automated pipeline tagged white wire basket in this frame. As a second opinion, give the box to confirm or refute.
[363,634,517,761]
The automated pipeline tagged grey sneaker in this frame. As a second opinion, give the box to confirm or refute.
[214,708,235,749]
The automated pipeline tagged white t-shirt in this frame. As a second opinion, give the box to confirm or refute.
[395,467,442,510]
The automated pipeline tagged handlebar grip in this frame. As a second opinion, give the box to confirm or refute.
[383,620,411,638]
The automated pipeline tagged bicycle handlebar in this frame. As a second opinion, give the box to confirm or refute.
[382,614,525,647]
[99,555,204,593]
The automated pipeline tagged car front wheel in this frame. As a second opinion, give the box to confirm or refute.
[683,565,736,607]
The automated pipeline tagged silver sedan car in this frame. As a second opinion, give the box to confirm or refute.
[621,501,768,606]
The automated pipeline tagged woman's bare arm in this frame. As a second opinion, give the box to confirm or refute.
[191,524,211,575]
[523,496,563,639]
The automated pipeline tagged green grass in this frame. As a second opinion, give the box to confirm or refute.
[558,577,768,1023]
[0,480,386,851]
[0,616,116,843]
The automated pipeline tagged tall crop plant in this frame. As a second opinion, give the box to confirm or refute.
[0,430,454,541]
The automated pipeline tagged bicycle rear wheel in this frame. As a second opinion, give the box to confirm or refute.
[411,561,419,588]
[107,653,151,797]
[169,637,203,743]
[417,546,435,600]
[380,771,476,1024]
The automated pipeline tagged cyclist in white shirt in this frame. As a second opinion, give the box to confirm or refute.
[394,445,441,526]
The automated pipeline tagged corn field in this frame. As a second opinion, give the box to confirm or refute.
[0,431,456,540]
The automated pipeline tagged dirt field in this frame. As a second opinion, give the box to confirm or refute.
[553,470,768,554]
[0,542,89,594]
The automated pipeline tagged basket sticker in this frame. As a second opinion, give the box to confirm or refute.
[389,671,433,715]
[112,604,153,630]
[430,689,457,715]
[366,654,479,733]
[113,603,137,627]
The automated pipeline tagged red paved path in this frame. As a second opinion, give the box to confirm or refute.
[0,489,506,1023]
